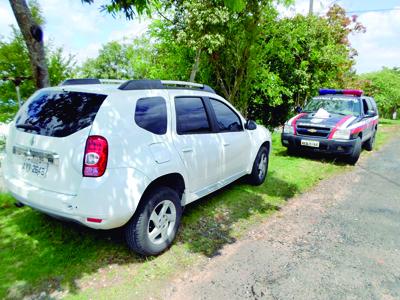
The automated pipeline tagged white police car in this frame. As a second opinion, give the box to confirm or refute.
[281,89,379,164]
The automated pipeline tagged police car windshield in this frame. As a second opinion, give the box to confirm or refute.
[304,97,361,116]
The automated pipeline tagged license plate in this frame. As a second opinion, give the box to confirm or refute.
[301,139,320,148]
[22,157,49,178]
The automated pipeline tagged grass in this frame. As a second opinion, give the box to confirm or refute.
[0,120,399,299]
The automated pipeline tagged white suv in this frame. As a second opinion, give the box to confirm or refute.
[3,79,271,255]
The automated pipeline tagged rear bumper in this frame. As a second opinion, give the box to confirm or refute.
[3,164,150,230]
[281,133,357,155]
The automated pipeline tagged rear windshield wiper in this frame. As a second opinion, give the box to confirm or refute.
[16,124,40,132]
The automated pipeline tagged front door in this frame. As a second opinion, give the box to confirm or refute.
[172,96,221,193]
[209,98,250,180]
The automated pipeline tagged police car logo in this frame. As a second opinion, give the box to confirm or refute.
[310,118,323,124]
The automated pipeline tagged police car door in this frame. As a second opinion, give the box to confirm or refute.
[361,98,373,141]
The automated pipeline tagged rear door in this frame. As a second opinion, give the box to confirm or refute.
[5,89,107,195]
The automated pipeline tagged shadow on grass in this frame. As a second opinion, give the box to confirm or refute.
[275,148,348,166]
[0,171,298,298]
[176,171,299,257]
[0,204,142,299]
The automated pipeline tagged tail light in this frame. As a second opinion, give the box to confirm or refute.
[83,135,108,177]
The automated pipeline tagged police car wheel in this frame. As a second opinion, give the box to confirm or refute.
[345,137,362,165]
[364,131,376,151]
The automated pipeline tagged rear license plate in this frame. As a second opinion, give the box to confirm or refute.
[301,139,320,148]
[22,157,49,178]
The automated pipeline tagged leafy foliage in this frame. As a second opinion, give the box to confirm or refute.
[79,2,364,128]
[359,68,400,118]
[0,27,75,122]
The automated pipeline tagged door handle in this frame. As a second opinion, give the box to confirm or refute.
[182,148,193,153]
[223,143,230,147]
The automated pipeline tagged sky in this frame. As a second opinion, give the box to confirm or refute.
[0,0,399,74]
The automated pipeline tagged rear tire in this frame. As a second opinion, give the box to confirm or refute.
[364,130,376,151]
[125,187,182,256]
[248,146,269,186]
[345,137,362,165]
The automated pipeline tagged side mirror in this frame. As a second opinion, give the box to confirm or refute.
[245,120,257,130]
[367,110,377,117]
[295,106,302,113]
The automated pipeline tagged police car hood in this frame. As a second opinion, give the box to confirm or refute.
[295,110,351,128]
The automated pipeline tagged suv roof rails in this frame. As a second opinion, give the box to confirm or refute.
[118,79,216,94]
[61,78,101,86]
[60,78,126,86]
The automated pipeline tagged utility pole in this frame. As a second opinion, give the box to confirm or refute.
[309,0,314,15]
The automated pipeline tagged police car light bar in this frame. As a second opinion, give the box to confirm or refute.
[319,89,363,97]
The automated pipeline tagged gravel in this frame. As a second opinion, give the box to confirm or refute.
[164,133,400,300]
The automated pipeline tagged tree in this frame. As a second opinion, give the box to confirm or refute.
[80,42,135,79]
[360,68,400,118]
[0,26,75,121]
[8,0,49,89]
[245,5,365,127]
[82,0,248,19]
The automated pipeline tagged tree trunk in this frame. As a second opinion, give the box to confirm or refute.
[9,0,49,89]
[189,48,201,82]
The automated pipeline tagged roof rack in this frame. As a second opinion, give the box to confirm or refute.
[60,78,100,86]
[60,78,126,86]
[118,79,216,93]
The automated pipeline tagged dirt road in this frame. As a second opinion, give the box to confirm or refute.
[165,134,400,299]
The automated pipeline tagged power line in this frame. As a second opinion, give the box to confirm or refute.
[346,8,400,14]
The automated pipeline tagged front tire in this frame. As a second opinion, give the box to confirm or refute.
[364,130,376,151]
[345,137,362,165]
[248,146,269,186]
[125,187,182,256]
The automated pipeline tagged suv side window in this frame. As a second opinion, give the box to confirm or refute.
[210,98,243,132]
[175,97,211,134]
[135,97,167,135]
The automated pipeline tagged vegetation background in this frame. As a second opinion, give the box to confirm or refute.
[1,0,399,128]
[1,1,400,298]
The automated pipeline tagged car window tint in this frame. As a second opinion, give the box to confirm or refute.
[15,91,107,137]
[370,98,378,112]
[362,99,370,115]
[135,97,167,135]
[367,98,377,113]
[175,97,211,134]
[210,99,243,132]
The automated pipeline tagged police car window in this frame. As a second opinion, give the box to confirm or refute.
[210,99,243,132]
[366,98,376,113]
[304,97,361,116]
[135,97,167,135]
[362,99,370,115]
[370,98,378,112]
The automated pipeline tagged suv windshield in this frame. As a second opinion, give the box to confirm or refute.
[304,97,361,116]
[16,90,107,137]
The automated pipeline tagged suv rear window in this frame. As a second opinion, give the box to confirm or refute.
[16,90,107,137]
